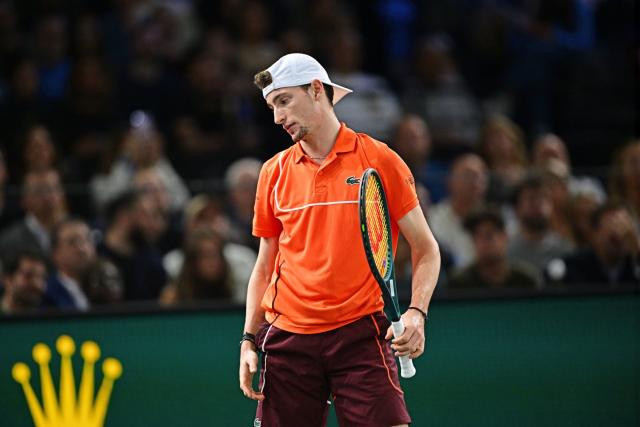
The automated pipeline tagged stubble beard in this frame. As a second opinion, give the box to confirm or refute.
[293,126,309,142]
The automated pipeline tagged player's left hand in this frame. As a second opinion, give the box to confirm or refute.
[385,309,426,359]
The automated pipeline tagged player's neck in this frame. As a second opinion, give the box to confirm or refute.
[300,113,341,161]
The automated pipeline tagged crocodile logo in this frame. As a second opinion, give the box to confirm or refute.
[346,176,360,185]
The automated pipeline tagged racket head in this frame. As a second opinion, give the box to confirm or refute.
[358,168,401,320]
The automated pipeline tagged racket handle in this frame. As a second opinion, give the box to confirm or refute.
[391,320,416,379]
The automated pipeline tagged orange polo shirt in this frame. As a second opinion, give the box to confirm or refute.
[253,123,418,334]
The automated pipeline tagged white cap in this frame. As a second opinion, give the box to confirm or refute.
[261,53,353,104]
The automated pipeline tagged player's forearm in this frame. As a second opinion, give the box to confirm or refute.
[409,235,440,314]
[244,269,270,334]
[243,237,278,334]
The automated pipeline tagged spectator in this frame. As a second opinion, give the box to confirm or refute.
[35,14,71,102]
[508,173,574,272]
[225,157,262,250]
[45,218,94,310]
[163,193,256,303]
[429,154,488,267]
[90,111,190,213]
[568,191,602,250]
[160,226,235,304]
[0,169,67,263]
[1,250,47,314]
[547,202,640,286]
[329,27,402,140]
[403,34,481,158]
[532,133,605,202]
[609,140,640,220]
[98,191,167,301]
[133,167,183,253]
[449,207,541,290]
[15,123,58,181]
[390,114,449,203]
[478,115,528,204]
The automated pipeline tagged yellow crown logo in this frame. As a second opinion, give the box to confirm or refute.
[12,335,123,427]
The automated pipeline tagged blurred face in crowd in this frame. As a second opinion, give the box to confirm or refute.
[123,128,163,168]
[393,115,431,166]
[22,170,66,226]
[53,221,96,277]
[195,236,226,282]
[134,195,167,243]
[448,154,488,204]
[569,194,600,247]
[134,169,170,213]
[484,129,514,165]
[472,221,507,265]
[516,185,553,232]
[266,81,329,143]
[3,257,47,308]
[532,134,569,168]
[24,126,56,172]
[592,207,638,266]
[230,172,259,219]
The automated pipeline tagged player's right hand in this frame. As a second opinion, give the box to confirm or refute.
[239,341,264,401]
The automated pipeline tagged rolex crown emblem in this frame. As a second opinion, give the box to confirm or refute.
[12,335,123,427]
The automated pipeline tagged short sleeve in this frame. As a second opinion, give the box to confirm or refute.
[378,147,419,222]
[252,161,283,238]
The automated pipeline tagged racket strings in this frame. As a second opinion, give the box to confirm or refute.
[365,178,391,278]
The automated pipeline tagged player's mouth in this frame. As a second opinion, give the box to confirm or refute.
[284,123,296,134]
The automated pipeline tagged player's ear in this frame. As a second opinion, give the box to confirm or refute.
[310,79,323,101]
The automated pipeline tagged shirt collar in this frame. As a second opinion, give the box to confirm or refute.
[293,123,357,164]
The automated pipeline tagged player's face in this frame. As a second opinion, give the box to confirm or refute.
[266,86,319,143]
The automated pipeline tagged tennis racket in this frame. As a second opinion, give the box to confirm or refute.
[358,168,416,379]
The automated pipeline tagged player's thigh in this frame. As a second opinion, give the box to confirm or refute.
[328,313,411,427]
[255,323,330,427]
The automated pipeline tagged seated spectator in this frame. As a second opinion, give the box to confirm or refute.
[508,173,574,272]
[90,111,190,213]
[609,140,640,220]
[449,207,541,290]
[1,250,48,314]
[14,123,59,182]
[225,157,262,251]
[133,167,183,254]
[98,191,167,301]
[45,217,122,310]
[163,193,257,304]
[160,226,237,304]
[568,192,603,250]
[532,133,606,202]
[547,202,640,286]
[403,34,481,158]
[390,115,449,203]
[542,161,575,244]
[0,169,67,265]
[429,154,488,267]
[478,115,528,204]
[329,27,402,140]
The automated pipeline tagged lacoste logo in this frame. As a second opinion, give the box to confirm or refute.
[346,176,360,185]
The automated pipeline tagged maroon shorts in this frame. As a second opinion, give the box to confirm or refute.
[254,312,411,427]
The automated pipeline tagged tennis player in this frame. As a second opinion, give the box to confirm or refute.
[239,53,440,427]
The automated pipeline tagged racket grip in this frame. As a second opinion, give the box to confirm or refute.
[391,320,416,379]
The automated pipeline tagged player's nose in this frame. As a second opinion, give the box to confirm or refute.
[273,108,285,125]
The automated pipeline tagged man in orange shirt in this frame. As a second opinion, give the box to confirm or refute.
[239,53,440,427]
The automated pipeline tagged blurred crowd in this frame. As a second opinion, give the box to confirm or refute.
[0,0,637,314]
